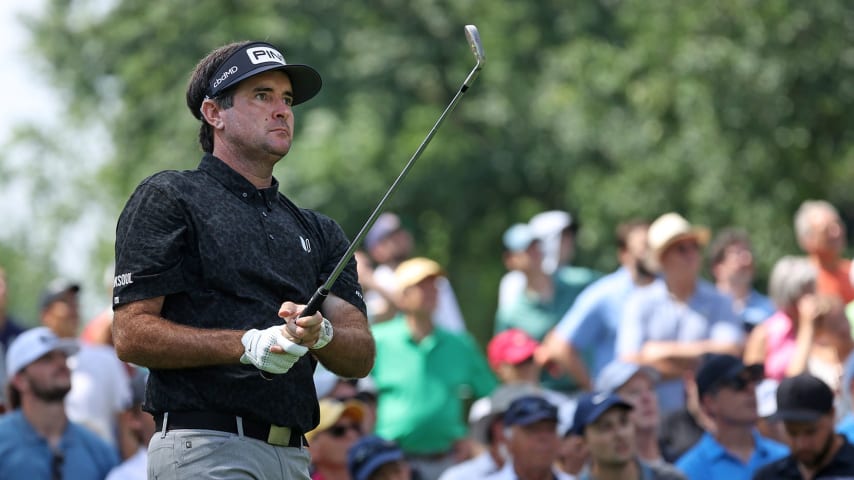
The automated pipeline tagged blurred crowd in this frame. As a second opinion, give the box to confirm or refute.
[3,198,854,479]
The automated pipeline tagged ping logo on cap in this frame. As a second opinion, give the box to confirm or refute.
[246,46,287,66]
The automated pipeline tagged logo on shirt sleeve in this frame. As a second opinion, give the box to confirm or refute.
[114,272,134,287]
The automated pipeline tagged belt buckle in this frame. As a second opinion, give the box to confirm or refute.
[267,425,292,446]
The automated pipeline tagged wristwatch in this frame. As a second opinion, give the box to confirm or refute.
[311,317,334,350]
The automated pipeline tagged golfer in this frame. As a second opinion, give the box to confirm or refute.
[111,40,375,479]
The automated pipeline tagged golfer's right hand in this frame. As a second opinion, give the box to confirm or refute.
[240,325,309,374]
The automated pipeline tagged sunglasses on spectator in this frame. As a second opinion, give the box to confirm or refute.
[327,422,362,438]
[673,241,701,255]
[715,369,763,393]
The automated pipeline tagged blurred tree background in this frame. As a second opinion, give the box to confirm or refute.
[2,0,854,346]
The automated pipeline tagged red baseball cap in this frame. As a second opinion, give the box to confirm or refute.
[488,329,539,371]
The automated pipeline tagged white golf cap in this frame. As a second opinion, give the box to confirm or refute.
[6,327,79,378]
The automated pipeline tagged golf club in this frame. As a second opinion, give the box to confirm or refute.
[299,24,485,321]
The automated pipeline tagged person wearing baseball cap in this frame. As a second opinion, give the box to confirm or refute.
[370,257,496,479]
[594,360,664,465]
[495,220,601,394]
[112,39,375,479]
[675,354,787,480]
[359,213,467,332]
[485,395,573,480]
[348,435,414,480]
[755,373,854,479]
[439,384,541,480]
[0,327,119,478]
[572,391,685,480]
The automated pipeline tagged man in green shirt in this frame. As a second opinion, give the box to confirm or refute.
[370,257,497,480]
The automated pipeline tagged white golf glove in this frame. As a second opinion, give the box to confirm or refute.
[240,325,309,374]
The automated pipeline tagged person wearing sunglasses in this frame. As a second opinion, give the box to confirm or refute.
[307,398,368,480]
[616,213,744,416]
[674,354,788,480]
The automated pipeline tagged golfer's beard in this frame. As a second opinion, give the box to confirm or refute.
[31,383,71,403]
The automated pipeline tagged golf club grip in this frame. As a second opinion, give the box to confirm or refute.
[301,287,328,317]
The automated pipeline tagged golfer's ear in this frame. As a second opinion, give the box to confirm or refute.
[200,99,223,129]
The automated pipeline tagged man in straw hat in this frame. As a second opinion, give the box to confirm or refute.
[616,213,743,414]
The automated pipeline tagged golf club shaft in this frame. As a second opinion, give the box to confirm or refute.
[301,25,485,318]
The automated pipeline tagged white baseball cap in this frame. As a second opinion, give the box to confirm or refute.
[6,327,79,378]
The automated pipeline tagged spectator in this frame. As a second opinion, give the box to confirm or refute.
[486,329,572,411]
[485,395,573,480]
[674,354,788,479]
[495,223,599,394]
[370,257,497,480]
[744,257,854,392]
[348,435,417,480]
[307,398,367,480]
[106,368,153,480]
[440,384,540,480]
[708,228,775,332]
[540,220,654,392]
[617,212,743,414]
[499,210,581,308]
[658,369,713,463]
[794,200,854,304]
[836,351,854,442]
[0,266,26,411]
[361,213,465,332]
[38,279,134,454]
[594,360,664,465]
[0,327,119,478]
[557,425,589,478]
[754,379,788,445]
[0,266,26,354]
[573,392,686,480]
[754,374,854,479]
[38,278,81,339]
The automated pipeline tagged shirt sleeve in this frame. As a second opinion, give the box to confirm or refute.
[463,334,498,398]
[113,175,190,307]
[555,286,602,346]
[312,212,367,315]
[616,289,646,357]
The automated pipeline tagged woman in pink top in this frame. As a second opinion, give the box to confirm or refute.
[745,256,854,393]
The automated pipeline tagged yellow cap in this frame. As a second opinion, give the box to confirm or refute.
[305,398,366,442]
[394,257,445,290]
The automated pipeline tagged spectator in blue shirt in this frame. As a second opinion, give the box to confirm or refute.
[540,220,654,390]
[675,354,788,480]
[0,327,119,479]
[708,228,775,333]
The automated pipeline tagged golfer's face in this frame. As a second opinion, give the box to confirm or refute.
[221,71,295,159]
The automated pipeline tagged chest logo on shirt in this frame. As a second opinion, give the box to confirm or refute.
[299,236,312,253]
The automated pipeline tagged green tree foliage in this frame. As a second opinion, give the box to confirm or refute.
[3,0,854,341]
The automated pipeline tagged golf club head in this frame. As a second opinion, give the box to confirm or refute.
[465,25,486,68]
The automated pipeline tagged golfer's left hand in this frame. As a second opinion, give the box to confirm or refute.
[276,301,322,348]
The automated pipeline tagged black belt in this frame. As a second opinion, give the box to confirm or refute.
[154,411,304,448]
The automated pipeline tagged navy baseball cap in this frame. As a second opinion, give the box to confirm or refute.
[571,392,633,434]
[695,353,764,398]
[206,41,321,106]
[503,395,559,427]
[347,435,404,480]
